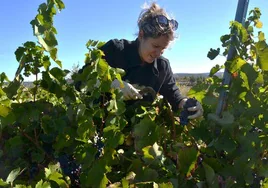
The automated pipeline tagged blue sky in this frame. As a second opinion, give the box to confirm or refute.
[1,0,267,81]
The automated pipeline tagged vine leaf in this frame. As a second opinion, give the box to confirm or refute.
[202,163,216,185]
[255,20,263,28]
[209,64,224,77]
[177,147,199,177]
[225,57,246,73]
[208,112,234,126]
[86,160,109,188]
[6,168,21,184]
[0,179,8,187]
[45,164,68,188]
[255,41,268,71]
[36,180,51,188]
[0,105,10,117]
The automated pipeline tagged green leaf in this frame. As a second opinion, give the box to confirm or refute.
[258,31,265,41]
[54,0,65,10]
[207,48,220,60]
[133,117,160,151]
[0,105,10,117]
[230,21,248,43]
[74,145,96,168]
[107,97,126,115]
[188,84,208,102]
[202,162,216,185]
[49,67,67,81]
[214,133,237,153]
[44,31,58,47]
[247,26,254,33]
[159,182,173,188]
[77,104,86,118]
[14,185,29,188]
[86,39,99,48]
[142,142,164,167]
[48,172,68,188]
[55,60,62,68]
[240,63,258,89]
[142,146,154,160]
[143,142,162,160]
[209,64,224,77]
[6,168,21,184]
[14,47,26,62]
[0,72,10,84]
[103,125,125,148]
[121,178,129,188]
[135,167,158,182]
[225,57,246,73]
[37,35,52,51]
[220,34,231,44]
[97,59,109,78]
[3,78,21,99]
[31,151,45,163]
[0,179,8,187]
[49,48,58,61]
[37,14,44,25]
[35,180,51,188]
[256,41,268,71]
[177,147,199,177]
[240,71,250,90]
[142,168,158,181]
[86,160,109,188]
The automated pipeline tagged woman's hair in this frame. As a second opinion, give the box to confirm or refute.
[137,2,177,40]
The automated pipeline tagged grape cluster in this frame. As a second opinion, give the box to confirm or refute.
[249,126,263,133]
[197,155,203,166]
[179,98,197,126]
[139,87,156,103]
[93,135,104,159]
[29,163,39,179]
[58,154,81,187]
[250,173,265,188]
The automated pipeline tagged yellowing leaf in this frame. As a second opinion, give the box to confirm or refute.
[258,31,265,41]
[255,20,263,28]
[225,57,246,73]
[0,105,10,117]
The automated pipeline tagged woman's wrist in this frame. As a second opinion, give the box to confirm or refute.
[178,98,188,109]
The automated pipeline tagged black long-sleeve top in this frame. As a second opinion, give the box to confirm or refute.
[80,38,185,111]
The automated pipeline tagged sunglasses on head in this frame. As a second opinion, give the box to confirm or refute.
[154,15,178,31]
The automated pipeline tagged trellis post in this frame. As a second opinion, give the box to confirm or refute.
[216,0,250,116]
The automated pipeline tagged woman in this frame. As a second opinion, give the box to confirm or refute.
[80,2,203,119]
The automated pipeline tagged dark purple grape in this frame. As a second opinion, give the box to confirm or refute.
[93,135,104,159]
[58,154,81,187]
[29,163,39,179]
[197,156,203,166]
[249,126,263,134]
[250,172,265,188]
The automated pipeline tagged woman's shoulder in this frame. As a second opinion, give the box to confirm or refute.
[157,56,171,70]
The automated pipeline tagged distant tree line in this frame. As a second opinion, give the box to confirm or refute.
[176,76,207,86]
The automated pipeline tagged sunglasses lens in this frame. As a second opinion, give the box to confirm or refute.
[156,15,178,31]
[171,20,178,30]
[157,15,169,26]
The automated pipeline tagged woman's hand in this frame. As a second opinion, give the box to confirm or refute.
[111,79,143,100]
[179,98,203,119]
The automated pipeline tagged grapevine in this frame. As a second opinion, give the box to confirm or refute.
[0,1,267,187]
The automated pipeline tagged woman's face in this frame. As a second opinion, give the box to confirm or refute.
[138,34,171,63]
